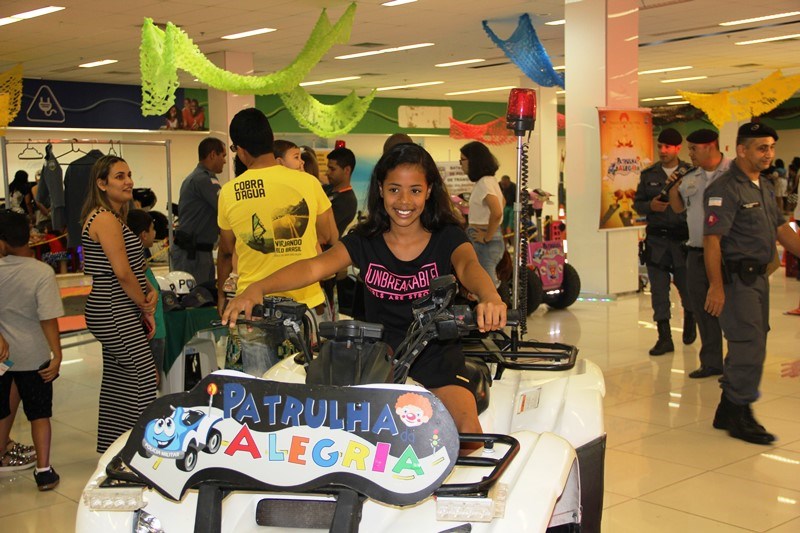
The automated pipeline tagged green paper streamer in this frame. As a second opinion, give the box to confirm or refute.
[139,3,357,115]
[279,87,377,138]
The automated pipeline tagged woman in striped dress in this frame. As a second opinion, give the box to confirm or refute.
[80,156,158,453]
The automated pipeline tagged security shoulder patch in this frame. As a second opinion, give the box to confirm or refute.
[708,197,723,207]
[706,212,719,227]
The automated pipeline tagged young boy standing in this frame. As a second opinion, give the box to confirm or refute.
[126,210,166,387]
[0,210,63,490]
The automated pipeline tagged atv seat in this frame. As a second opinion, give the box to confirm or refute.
[463,358,492,414]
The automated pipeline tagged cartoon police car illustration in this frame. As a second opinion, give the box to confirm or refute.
[141,406,223,472]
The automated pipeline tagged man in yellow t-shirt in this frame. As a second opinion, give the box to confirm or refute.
[217,109,337,375]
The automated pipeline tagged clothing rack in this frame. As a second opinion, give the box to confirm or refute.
[1,137,175,267]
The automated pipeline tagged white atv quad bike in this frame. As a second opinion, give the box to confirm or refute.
[76,276,605,533]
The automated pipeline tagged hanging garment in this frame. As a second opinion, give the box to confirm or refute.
[64,149,105,248]
[36,144,65,231]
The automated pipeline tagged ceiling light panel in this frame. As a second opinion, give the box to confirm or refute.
[720,11,800,26]
[299,76,361,87]
[641,95,684,101]
[377,81,444,91]
[336,43,434,60]
[0,5,64,27]
[79,59,118,68]
[435,59,485,67]
[221,28,276,40]
[660,76,707,83]
[735,33,800,45]
[639,66,692,75]
[445,86,515,96]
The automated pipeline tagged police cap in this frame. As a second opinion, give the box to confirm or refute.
[686,129,718,144]
[737,122,778,142]
[657,128,682,146]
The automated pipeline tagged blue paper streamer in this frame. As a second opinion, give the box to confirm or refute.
[483,14,565,89]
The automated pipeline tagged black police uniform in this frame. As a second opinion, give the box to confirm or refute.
[703,161,783,406]
[634,160,692,350]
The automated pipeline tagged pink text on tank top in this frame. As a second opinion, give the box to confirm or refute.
[364,263,439,300]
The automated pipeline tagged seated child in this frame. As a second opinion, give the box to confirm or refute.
[0,210,63,489]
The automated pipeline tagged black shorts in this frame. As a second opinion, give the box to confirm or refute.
[0,370,53,421]
[408,339,471,391]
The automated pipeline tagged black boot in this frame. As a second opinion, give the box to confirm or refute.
[682,311,696,345]
[649,320,674,356]
[715,394,775,445]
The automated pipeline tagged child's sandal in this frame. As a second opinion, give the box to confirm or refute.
[0,451,36,471]
[6,439,36,458]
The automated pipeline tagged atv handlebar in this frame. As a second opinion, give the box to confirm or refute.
[434,305,519,341]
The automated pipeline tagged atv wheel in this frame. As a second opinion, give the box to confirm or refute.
[177,444,198,472]
[204,429,222,454]
[545,263,581,309]
[526,267,543,316]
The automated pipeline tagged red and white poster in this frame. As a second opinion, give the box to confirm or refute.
[598,109,653,230]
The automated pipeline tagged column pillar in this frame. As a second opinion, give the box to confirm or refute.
[564,0,640,296]
[536,85,560,222]
[719,120,740,161]
[207,51,255,183]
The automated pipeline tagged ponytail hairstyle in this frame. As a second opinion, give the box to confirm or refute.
[81,155,129,223]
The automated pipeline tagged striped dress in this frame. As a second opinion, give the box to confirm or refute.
[83,208,157,453]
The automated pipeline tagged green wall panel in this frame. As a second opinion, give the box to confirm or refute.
[255,94,508,135]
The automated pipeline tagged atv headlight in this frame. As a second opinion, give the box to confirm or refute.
[134,509,165,533]
[435,483,508,523]
[83,483,146,512]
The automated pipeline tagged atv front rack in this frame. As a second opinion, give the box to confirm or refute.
[435,433,520,497]
[462,330,578,379]
[103,434,520,533]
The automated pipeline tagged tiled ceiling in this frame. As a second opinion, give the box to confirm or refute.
[0,0,798,106]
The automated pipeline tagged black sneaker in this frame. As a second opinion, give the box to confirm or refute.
[34,467,60,491]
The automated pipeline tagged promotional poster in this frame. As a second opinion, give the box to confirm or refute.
[598,109,653,230]
[120,371,459,506]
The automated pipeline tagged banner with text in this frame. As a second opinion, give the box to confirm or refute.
[598,108,653,230]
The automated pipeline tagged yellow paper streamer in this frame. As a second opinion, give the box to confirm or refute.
[679,70,800,129]
[0,64,23,135]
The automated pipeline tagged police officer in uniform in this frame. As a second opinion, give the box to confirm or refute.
[634,128,694,356]
[171,137,226,288]
[667,129,731,378]
[704,122,800,444]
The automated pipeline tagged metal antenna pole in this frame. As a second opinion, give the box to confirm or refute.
[511,135,524,311]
